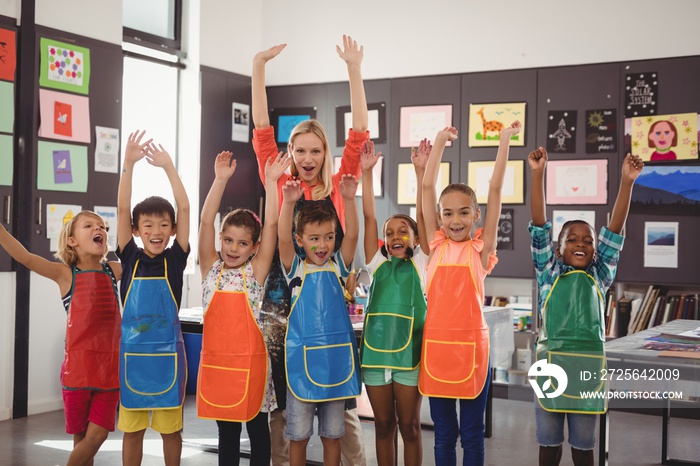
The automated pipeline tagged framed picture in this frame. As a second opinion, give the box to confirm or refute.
[399,105,453,148]
[397,162,450,205]
[270,106,317,144]
[231,102,250,143]
[333,156,383,197]
[467,160,524,204]
[39,37,91,95]
[468,102,526,147]
[630,112,698,162]
[631,165,700,215]
[335,102,386,147]
[546,159,608,205]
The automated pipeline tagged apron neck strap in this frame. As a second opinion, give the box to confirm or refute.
[216,261,248,290]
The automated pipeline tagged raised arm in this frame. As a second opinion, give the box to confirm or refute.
[118,130,151,251]
[411,138,433,254]
[339,174,360,269]
[360,141,381,261]
[608,153,643,234]
[146,143,190,251]
[252,44,286,130]
[481,121,521,264]
[422,127,457,244]
[199,151,237,278]
[252,151,291,284]
[279,180,304,273]
[528,146,548,227]
[336,35,367,133]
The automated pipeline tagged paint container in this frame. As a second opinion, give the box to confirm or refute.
[494,366,508,384]
[516,348,532,371]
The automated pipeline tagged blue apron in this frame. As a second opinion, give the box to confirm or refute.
[120,258,187,409]
[285,260,361,402]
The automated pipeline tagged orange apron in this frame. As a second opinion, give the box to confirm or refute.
[197,263,268,422]
[62,266,121,390]
[419,240,490,399]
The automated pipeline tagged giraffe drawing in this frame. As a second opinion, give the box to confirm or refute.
[477,108,504,140]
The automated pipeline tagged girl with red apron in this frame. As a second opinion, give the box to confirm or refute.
[120,258,187,410]
[535,270,607,414]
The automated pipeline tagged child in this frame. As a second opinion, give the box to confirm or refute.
[278,175,362,466]
[0,211,122,466]
[251,35,369,466]
[419,122,521,466]
[528,147,643,466]
[197,150,290,465]
[117,130,190,466]
[359,139,430,466]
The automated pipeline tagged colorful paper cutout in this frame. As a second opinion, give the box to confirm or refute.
[468,160,524,204]
[468,103,526,147]
[585,109,617,153]
[38,89,91,142]
[0,28,17,81]
[400,105,452,148]
[37,141,88,192]
[0,81,14,133]
[624,72,657,118]
[546,159,608,205]
[547,111,577,153]
[630,113,698,162]
[0,134,12,186]
[39,37,90,95]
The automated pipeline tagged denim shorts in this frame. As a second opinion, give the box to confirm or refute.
[285,389,345,441]
[534,399,597,450]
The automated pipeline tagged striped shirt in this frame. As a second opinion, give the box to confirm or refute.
[529,220,624,314]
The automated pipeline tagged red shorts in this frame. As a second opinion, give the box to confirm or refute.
[62,388,119,434]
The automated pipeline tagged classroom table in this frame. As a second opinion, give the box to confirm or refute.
[599,319,700,466]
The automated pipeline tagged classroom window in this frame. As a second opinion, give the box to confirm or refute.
[123,0,182,53]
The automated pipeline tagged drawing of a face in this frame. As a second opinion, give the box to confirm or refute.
[560,166,593,197]
[648,120,677,150]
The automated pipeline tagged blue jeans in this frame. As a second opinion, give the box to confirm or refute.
[428,368,491,466]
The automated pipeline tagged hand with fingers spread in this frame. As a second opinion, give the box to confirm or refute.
[266,151,291,184]
[411,138,432,170]
[500,120,522,140]
[144,143,175,170]
[124,130,152,166]
[253,43,287,65]
[281,179,304,205]
[336,34,364,68]
[528,146,548,172]
[339,174,359,200]
[360,141,382,173]
[214,151,237,181]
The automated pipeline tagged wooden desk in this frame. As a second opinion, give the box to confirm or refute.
[600,320,700,466]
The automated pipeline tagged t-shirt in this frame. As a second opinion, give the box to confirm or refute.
[117,238,190,308]
[284,251,350,302]
[366,247,430,290]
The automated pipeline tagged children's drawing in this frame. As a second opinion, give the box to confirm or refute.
[468,103,525,147]
[336,102,386,146]
[546,159,608,205]
[547,111,577,153]
[0,27,17,81]
[53,150,73,184]
[38,89,91,143]
[467,160,524,204]
[39,38,90,95]
[631,165,700,215]
[630,113,698,162]
[397,162,450,205]
[0,81,13,133]
[624,72,657,118]
[0,134,12,186]
[585,109,617,153]
[37,141,88,192]
[399,105,452,148]
[270,106,317,145]
[54,101,73,137]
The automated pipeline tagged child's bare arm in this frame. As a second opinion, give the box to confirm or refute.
[339,174,360,269]
[336,35,367,133]
[279,180,304,273]
[608,153,643,234]
[199,151,236,278]
[118,130,152,251]
[360,141,381,261]
[412,138,432,254]
[146,143,190,252]
[422,127,457,244]
[528,147,548,227]
[252,44,286,130]
[253,152,291,283]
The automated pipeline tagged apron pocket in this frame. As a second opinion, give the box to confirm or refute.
[304,343,355,387]
[363,313,413,352]
[550,351,606,399]
[423,339,476,383]
[199,364,249,408]
[124,352,178,396]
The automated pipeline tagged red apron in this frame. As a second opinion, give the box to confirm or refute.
[62,266,121,390]
[419,241,490,399]
[197,263,268,421]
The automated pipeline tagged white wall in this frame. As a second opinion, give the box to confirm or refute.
[0,0,19,20]
[215,0,700,85]
[35,0,122,45]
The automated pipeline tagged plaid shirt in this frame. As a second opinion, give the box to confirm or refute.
[529,220,624,314]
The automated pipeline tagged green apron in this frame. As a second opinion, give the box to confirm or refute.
[535,270,607,413]
[361,256,426,370]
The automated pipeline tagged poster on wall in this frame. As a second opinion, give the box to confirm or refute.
[547,111,577,153]
[397,162,449,205]
[94,205,118,251]
[94,126,120,173]
[37,141,88,192]
[270,107,316,144]
[630,112,698,162]
[39,37,91,95]
[0,28,17,81]
[0,134,13,186]
[336,102,386,146]
[545,159,608,205]
[624,72,657,118]
[585,109,617,153]
[400,105,453,148]
[0,81,14,133]
[467,160,524,204]
[631,165,700,216]
[644,221,678,268]
[497,208,514,250]
[38,89,91,143]
[231,102,250,143]
[468,102,525,147]
[46,203,82,251]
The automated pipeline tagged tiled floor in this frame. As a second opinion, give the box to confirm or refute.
[0,394,698,465]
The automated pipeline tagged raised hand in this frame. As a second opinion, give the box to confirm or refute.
[281,179,304,203]
[214,151,237,181]
[338,174,359,200]
[266,151,291,183]
[253,44,287,64]
[437,126,458,142]
[501,120,522,140]
[144,143,175,169]
[411,138,432,170]
[528,146,547,171]
[124,130,152,166]
[360,141,381,173]
[336,34,364,68]
[621,153,644,182]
